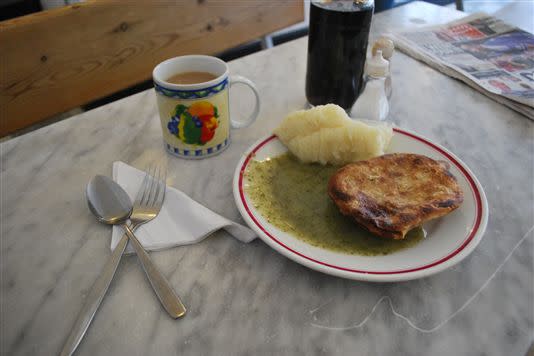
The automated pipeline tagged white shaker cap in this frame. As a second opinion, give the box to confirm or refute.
[372,37,395,59]
[366,50,389,77]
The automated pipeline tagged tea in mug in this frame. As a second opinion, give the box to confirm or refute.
[166,71,218,85]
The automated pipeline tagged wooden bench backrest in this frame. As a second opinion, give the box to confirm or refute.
[0,0,304,137]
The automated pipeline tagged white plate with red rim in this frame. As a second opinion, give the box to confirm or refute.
[233,128,488,282]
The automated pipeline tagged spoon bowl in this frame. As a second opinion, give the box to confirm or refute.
[86,175,132,225]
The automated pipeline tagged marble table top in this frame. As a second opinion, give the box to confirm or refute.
[1,2,532,355]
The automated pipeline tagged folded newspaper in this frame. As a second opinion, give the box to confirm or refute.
[387,13,534,120]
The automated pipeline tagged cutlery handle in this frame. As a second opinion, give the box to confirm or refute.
[60,234,129,356]
[122,224,186,319]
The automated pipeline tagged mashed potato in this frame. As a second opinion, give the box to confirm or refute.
[273,104,393,165]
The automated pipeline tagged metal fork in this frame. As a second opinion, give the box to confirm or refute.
[123,165,186,318]
[60,165,185,356]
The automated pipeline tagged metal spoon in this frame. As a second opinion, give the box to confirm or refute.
[63,175,185,356]
[60,175,133,356]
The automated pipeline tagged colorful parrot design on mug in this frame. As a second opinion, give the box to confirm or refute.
[167,101,219,145]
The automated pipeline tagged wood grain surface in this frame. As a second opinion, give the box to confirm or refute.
[0,0,304,136]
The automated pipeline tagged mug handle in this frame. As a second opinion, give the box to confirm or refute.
[229,75,260,129]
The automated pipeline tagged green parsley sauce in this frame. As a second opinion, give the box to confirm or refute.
[245,153,424,256]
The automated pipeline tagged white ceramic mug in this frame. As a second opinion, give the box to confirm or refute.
[153,55,260,159]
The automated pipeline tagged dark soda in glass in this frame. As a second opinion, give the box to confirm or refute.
[305,0,374,110]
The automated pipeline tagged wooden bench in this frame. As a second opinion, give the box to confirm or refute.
[0,0,304,137]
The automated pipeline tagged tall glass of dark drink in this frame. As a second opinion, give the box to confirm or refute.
[305,0,374,110]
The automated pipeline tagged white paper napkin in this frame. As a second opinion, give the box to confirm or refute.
[111,161,256,253]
